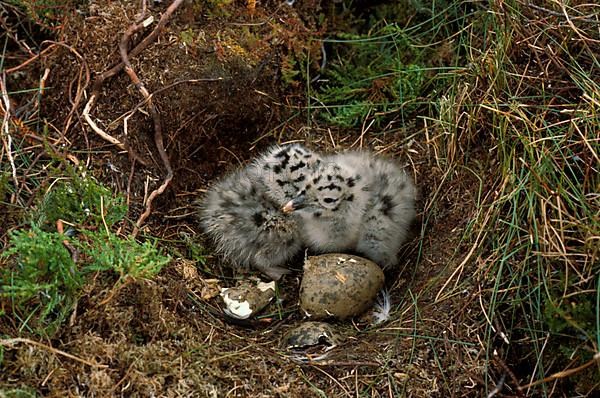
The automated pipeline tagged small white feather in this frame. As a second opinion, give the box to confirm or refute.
[372,289,392,325]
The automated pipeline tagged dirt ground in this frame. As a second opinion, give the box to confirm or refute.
[0,1,546,396]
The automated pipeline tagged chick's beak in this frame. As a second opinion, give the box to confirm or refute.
[282,195,305,213]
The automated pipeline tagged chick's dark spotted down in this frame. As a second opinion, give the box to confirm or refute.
[283,151,416,269]
[247,144,322,206]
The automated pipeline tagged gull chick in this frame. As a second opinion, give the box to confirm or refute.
[198,144,320,280]
[282,151,416,268]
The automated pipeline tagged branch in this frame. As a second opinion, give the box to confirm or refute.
[112,0,184,235]
[0,337,108,369]
[92,0,185,95]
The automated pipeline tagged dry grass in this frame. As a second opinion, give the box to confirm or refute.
[418,0,600,394]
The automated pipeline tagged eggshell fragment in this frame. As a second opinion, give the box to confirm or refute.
[220,280,276,319]
[282,322,341,350]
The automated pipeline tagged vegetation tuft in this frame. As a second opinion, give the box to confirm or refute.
[34,168,127,230]
[1,226,80,336]
[1,169,170,337]
[4,0,73,32]
[314,24,427,127]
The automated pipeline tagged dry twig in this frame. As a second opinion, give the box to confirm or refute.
[114,0,184,235]
[82,95,126,149]
[0,337,108,369]
[84,0,184,163]
[518,352,600,390]
[82,0,184,234]
[91,0,184,95]
[0,74,19,199]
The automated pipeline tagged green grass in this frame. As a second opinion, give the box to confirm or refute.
[305,0,599,394]
[431,1,599,394]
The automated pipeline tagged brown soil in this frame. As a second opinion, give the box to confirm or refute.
[1,1,496,396]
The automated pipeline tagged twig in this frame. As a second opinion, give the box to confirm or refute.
[0,74,19,197]
[525,2,600,25]
[519,352,600,390]
[4,43,59,74]
[82,0,183,171]
[555,1,600,44]
[82,94,150,166]
[493,355,525,397]
[82,95,126,149]
[138,0,149,23]
[310,365,352,397]
[486,373,506,398]
[83,0,183,235]
[0,337,108,369]
[91,0,185,95]
[42,41,92,135]
[113,0,183,235]
[108,78,223,129]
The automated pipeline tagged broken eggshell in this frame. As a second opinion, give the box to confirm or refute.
[282,321,341,351]
[300,253,384,320]
[220,280,276,320]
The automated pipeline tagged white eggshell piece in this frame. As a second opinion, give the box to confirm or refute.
[220,279,276,320]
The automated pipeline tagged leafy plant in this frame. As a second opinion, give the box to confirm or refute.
[0,169,169,336]
[1,226,81,335]
[314,24,428,127]
[34,167,127,229]
[84,232,171,282]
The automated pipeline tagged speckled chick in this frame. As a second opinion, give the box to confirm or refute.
[283,151,416,268]
[246,143,322,206]
[198,144,321,280]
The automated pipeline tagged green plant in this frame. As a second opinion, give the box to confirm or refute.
[5,0,72,31]
[84,231,171,282]
[1,169,169,337]
[1,226,81,335]
[180,233,208,267]
[0,387,39,398]
[34,166,127,230]
[421,0,600,393]
[314,24,428,127]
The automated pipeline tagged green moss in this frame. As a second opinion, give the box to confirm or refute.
[1,170,169,337]
[34,166,127,230]
[0,387,39,398]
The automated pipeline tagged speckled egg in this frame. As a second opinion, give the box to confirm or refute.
[299,253,385,320]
